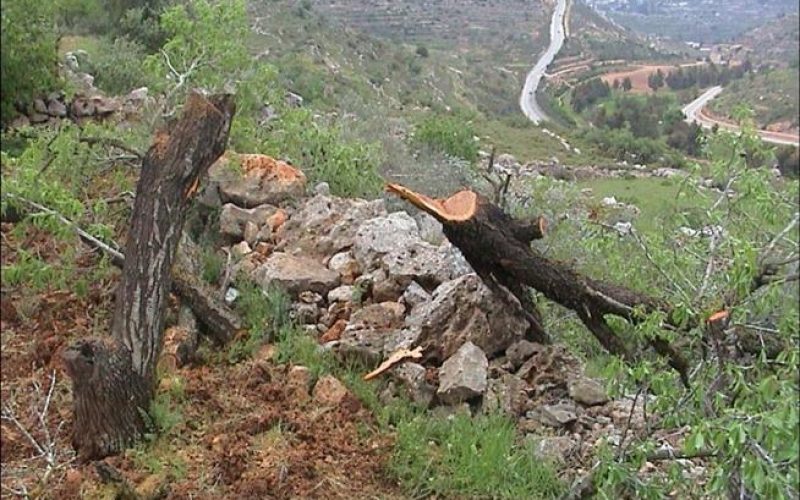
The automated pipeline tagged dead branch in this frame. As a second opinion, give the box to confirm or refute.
[3,193,241,343]
[79,136,143,159]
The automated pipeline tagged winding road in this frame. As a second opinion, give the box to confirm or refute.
[520,0,568,124]
[683,86,799,147]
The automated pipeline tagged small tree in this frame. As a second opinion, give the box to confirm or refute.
[648,69,665,92]
[622,77,632,92]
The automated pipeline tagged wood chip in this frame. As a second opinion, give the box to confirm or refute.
[363,346,423,381]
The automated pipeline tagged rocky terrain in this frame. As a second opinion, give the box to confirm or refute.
[187,149,705,487]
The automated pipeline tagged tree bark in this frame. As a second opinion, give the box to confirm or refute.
[62,91,236,461]
[387,184,690,387]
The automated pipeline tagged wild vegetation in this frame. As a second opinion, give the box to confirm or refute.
[1,0,798,498]
[710,68,800,134]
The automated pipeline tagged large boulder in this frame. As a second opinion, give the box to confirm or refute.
[253,252,339,296]
[407,274,528,359]
[437,341,488,405]
[209,154,307,208]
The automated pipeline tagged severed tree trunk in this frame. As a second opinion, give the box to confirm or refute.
[387,184,690,387]
[62,92,236,460]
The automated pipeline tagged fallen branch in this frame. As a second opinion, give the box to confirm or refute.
[79,136,143,160]
[3,194,241,343]
[4,193,125,266]
[387,184,690,386]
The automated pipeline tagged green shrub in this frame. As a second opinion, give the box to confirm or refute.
[56,0,111,35]
[414,114,479,164]
[88,37,154,95]
[0,0,60,122]
[271,109,384,198]
[229,279,292,363]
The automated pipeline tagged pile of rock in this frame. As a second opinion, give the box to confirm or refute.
[197,153,697,472]
[8,50,150,129]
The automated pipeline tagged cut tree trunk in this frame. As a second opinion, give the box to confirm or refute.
[387,184,690,387]
[62,92,236,461]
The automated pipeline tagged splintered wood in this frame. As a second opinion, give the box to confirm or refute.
[363,346,424,381]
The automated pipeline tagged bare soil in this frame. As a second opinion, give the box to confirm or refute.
[1,222,402,499]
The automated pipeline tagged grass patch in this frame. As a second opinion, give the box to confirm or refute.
[228,280,292,363]
[57,35,103,57]
[577,176,708,233]
[390,412,565,499]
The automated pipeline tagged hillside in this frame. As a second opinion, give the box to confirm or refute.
[709,68,800,135]
[738,13,800,67]
[706,14,799,135]
[593,0,799,43]
[2,0,799,498]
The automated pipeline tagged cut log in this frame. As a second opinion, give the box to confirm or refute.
[62,91,236,461]
[387,184,690,387]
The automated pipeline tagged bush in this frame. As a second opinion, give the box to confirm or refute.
[414,114,479,163]
[270,109,384,198]
[56,0,111,35]
[0,0,60,122]
[87,37,154,95]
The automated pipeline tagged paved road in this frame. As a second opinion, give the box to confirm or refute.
[520,0,568,124]
[683,86,799,147]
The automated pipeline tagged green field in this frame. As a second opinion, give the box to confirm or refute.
[576,176,709,232]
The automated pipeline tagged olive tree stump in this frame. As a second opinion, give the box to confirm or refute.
[62,92,236,460]
[387,184,690,386]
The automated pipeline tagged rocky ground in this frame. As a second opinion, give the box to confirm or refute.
[1,143,714,497]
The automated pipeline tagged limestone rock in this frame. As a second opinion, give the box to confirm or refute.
[253,252,339,296]
[400,281,430,309]
[535,403,579,428]
[437,341,488,405]
[231,241,252,258]
[482,374,528,417]
[353,211,420,270]
[281,194,386,257]
[287,365,312,401]
[408,274,528,359]
[529,436,576,464]
[218,203,276,241]
[390,362,435,407]
[506,340,542,370]
[291,302,320,325]
[327,285,354,303]
[312,375,348,406]
[327,251,360,285]
[46,99,67,117]
[568,377,609,407]
[210,154,307,208]
[349,303,403,330]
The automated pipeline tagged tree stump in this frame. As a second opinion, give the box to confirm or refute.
[387,184,689,386]
[62,91,236,461]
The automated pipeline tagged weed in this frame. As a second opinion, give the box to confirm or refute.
[200,248,224,286]
[229,280,292,363]
[390,412,565,499]
[149,390,183,436]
